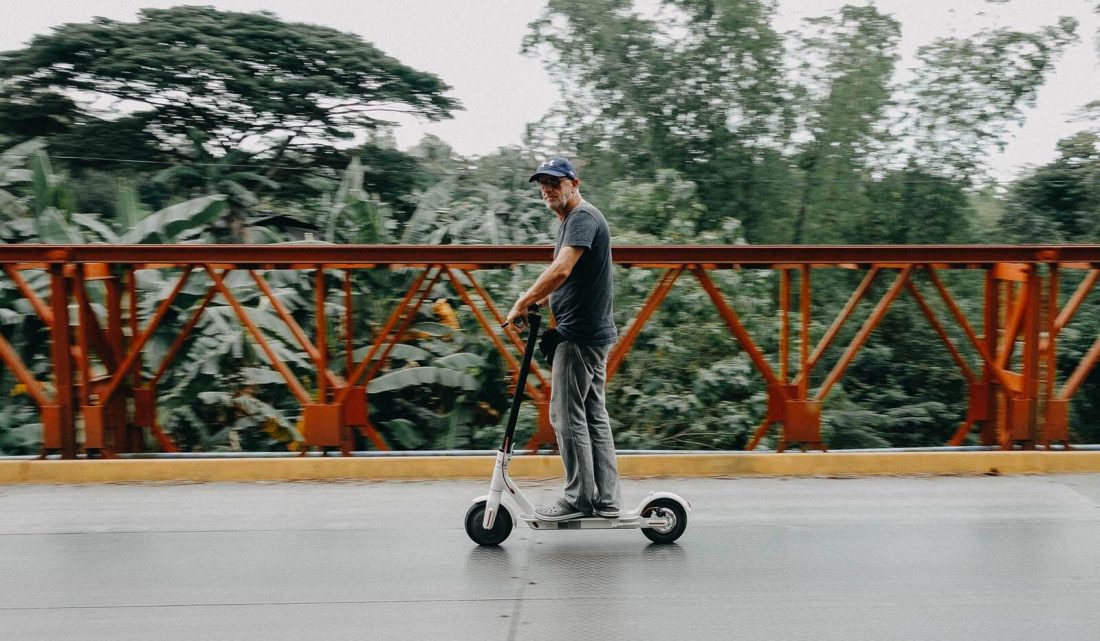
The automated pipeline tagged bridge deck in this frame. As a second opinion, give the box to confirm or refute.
[2,475,1100,640]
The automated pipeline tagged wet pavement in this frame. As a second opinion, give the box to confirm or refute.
[2,474,1100,640]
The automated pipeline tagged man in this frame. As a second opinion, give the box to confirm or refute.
[505,157,621,521]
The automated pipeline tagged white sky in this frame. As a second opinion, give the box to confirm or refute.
[1,0,1097,182]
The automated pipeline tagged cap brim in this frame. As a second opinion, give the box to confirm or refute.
[528,169,569,182]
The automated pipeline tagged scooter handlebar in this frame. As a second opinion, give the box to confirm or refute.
[501,303,541,329]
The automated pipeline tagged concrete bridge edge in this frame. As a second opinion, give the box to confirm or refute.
[3,451,1100,484]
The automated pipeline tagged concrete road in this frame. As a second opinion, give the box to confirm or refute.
[2,474,1100,641]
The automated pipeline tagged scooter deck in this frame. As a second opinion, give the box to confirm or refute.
[518,513,671,530]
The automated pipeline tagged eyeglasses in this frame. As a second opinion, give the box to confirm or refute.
[536,176,568,188]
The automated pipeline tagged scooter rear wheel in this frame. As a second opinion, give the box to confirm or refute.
[640,497,687,544]
[465,500,513,546]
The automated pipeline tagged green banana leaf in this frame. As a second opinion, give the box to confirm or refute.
[120,194,227,244]
[434,353,486,371]
[352,344,431,362]
[367,366,479,394]
[382,418,425,449]
[35,207,84,244]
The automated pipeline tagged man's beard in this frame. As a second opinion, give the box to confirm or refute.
[545,193,567,213]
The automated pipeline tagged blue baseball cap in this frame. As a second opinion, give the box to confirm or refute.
[528,157,578,182]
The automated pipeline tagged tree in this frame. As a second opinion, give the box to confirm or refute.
[523,0,795,241]
[856,166,974,244]
[999,131,1100,243]
[0,6,459,164]
[904,18,1079,181]
[788,5,901,244]
[606,169,707,239]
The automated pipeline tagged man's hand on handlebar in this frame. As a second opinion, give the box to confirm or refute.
[503,303,540,329]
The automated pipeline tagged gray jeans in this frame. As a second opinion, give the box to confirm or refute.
[550,340,620,513]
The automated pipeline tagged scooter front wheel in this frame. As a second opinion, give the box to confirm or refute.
[640,497,687,544]
[465,500,513,546]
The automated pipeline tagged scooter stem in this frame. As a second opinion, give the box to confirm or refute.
[500,305,541,454]
[485,304,541,530]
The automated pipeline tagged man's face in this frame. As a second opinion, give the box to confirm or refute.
[535,175,577,213]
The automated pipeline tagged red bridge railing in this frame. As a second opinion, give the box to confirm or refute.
[1,244,1098,458]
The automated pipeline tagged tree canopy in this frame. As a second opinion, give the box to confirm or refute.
[525,0,1080,243]
[0,6,459,160]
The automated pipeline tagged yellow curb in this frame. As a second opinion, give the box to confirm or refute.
[2,451,1100,484]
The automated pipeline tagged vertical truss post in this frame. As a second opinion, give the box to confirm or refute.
[315,266,328,403]
[1043,264,1068,447]
[303,264,345,453]
[344,270,354,377]
[47,264,76,458]
[73,267,98,453]
[779,268,790,382]
[800,265,811,398]
[983,270,1002,446]
[1020,265,1042,448]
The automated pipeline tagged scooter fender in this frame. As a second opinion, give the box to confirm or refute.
[473,494,516,526]
[632,490,692,514]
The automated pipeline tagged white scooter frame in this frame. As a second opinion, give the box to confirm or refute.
[465,305,690,546]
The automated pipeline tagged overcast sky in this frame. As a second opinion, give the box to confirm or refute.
[1,1,1097,181]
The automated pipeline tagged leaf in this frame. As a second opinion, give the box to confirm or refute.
[198,391,233,404]
[434,352,486,371]
[120,195,227,244]
[30,152,54,216]
[353,343,431,362]
[367,366,479,394]
[0,138,46,177]
[382,418,425,449]
[71,213,119,242]
[0,189,26,216]
[116,183,147,228]
[35,207,84,244]
[242,367,287,385]
[336,157,364,203]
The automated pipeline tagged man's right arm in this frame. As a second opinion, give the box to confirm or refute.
[506,245,585,324]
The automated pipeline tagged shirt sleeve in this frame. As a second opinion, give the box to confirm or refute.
[562,211,598,250]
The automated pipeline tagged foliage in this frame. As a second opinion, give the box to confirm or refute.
[998,131,1100,243]
[2,3,1099,454]
[0,6,458,160]
[905,18,1079,181]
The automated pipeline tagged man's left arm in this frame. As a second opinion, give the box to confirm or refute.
[506,245,585,325]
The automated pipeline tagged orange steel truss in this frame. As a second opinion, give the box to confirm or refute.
[1,244,1099,458]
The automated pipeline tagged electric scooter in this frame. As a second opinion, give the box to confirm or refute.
[465,304,690,546]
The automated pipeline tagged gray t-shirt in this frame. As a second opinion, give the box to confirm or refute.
[550,201,617,345]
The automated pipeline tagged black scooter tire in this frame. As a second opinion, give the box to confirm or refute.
[465,500,513,546]
[640,497,687,544]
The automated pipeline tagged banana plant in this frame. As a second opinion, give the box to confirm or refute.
[0,138,45,221]
[151,130,279,242]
